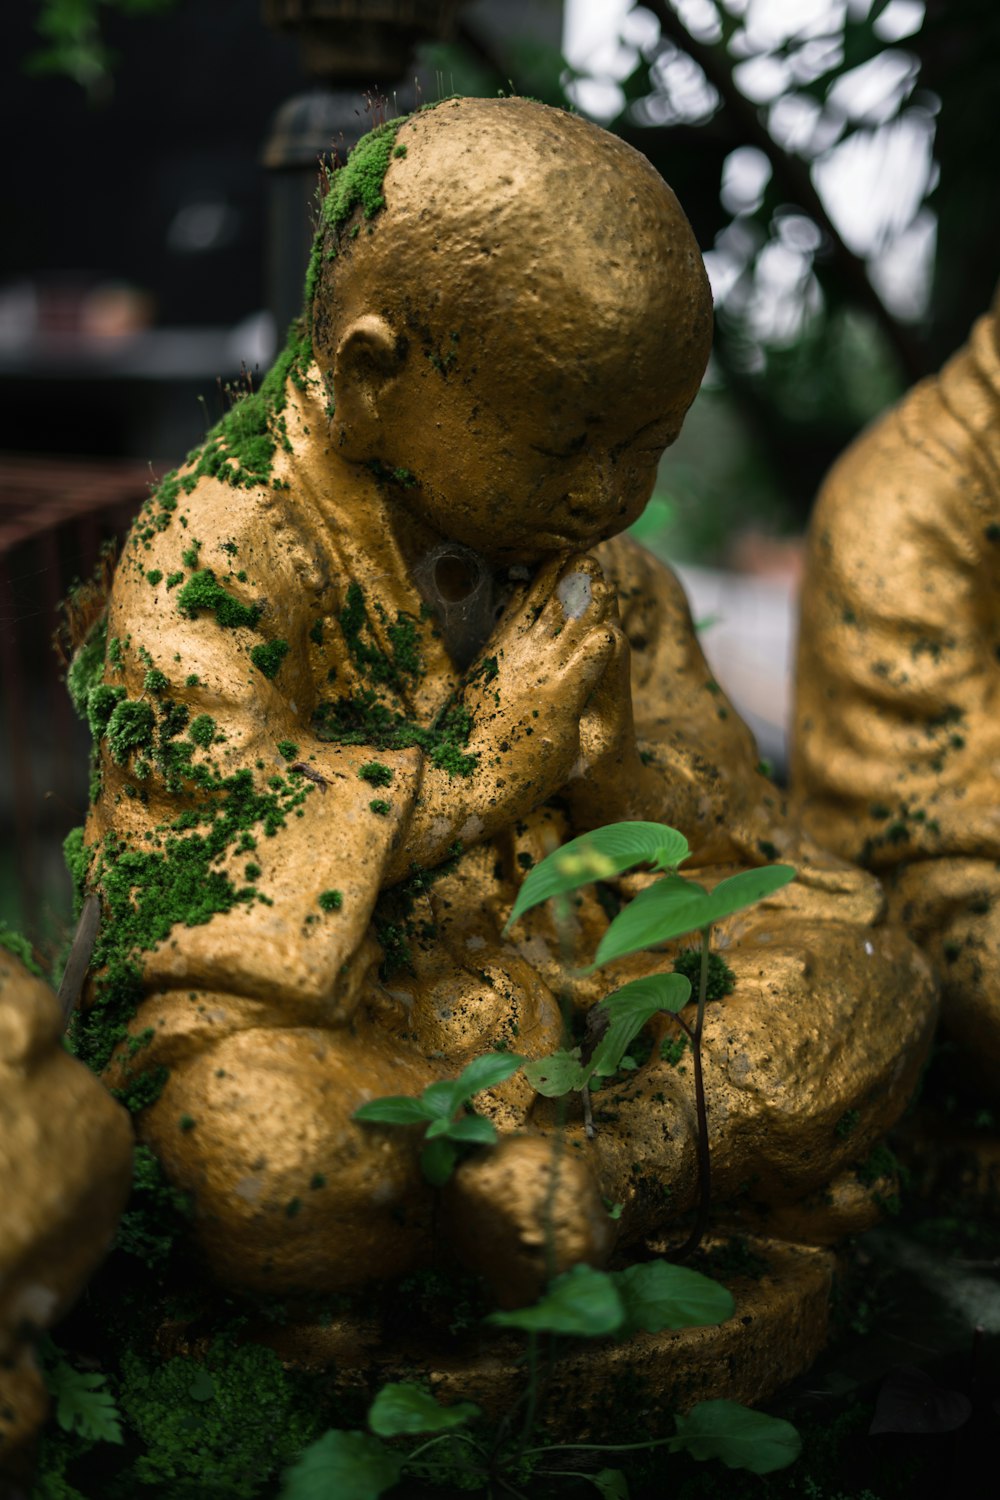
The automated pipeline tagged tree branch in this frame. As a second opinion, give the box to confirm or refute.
[641,0,928,383]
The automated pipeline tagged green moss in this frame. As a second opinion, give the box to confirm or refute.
[107,635,124,671]
[372,844,461,978]
[308,618,324,646]
[117,1338,322,1496]
[318,889,343,912]
[166,571,184,590]
[671,948,736,1001]
[0,923,40,975]
[144,668,169,695]
[277,739,299,761]
[188,714,218,749]
[835,1108,860,1139]
[369,798,391,816]
[304,117,409,315]
[71,766,311,1080]
[115,1145,194,1272]
[358,761,393,787]
[106,699,155,766]
[250,639,289,680]
[64,826,91,919]
[181,541,201,569]
[177,569,261,631]
[67,614,108,718]
[146,569,163,586]
[313,689,478,777]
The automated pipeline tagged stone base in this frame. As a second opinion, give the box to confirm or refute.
[162,1237,834,1435]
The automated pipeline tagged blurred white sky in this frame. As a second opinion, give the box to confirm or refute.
[562,0,936,330]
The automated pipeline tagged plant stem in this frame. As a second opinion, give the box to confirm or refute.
[673,924,712,1261]
[406,1430,483,1466]
[520,1330,541,1450]
[524,1436,678,1457]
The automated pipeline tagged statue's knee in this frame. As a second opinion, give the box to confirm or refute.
[141,1026,437,1292]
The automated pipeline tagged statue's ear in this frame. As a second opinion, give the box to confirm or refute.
[331,314,405,457]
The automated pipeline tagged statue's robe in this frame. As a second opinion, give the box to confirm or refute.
[794,302,1000,1084]
[80,370,936,1294]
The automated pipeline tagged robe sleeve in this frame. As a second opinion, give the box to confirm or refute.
[83,469,423,1031]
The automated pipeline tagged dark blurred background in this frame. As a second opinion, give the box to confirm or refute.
[1,0,997,968]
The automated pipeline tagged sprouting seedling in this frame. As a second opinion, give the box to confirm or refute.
[353,1051,524,1186]
[505,821,795,1258]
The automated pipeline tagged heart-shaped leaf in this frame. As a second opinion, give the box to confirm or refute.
[368,1382,480,1437]
[612,1261,734,1335]
[488,1264,624,1337]
[595,866,796,967]
[591,974,692,1077]
[278,1430,403,1500]
[589,1470,629,1498]
[505,823,691,931]
[522,1050,589,1098]
[671,1400,802,1474]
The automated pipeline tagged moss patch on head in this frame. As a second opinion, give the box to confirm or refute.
[304,117,409,312]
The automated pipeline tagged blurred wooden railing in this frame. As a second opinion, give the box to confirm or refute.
[0,454,160,945]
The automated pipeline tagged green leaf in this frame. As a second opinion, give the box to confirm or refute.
[279,1429,403,1499]
[591,1471,629,1499]
[421,1136,459,1186]
[522,1049,589,1097]
[47,1363,124,1445]
[353,1095,432,1126]
[420,1079,466,1119]
[612,1262,734,1336]
[671,1400,802,1474]
[595,866,796,967]
[443,1113,497,1146]
[591,974,692,1077]
[368,1382,481,1437]
[488,1264,624,1337]
[453,1051,525,1097]
[504,822,691,930]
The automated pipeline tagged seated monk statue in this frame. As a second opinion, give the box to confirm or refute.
[794,290,1000,1097]
[69,96,938,1310]
[0,946,131,1479]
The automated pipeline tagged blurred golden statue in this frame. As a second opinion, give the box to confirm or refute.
[65,97,936,1314]
[794,294,1000,1093]
[0,948,131,1478]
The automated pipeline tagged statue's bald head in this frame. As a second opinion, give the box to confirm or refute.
[311,97,711,432]
[309,98,712,559]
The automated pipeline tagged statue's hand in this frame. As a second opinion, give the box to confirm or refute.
[396,555,618,876]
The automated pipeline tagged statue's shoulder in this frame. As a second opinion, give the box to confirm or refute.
[593,531,689,618]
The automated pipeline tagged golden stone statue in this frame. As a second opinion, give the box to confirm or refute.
[794,293,1000,1094]
[0,949,132,1478]
[64,98,936,1329]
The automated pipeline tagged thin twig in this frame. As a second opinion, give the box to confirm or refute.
[671,925,713,1261]
[641,0,928,384]
[58,892,100,1028]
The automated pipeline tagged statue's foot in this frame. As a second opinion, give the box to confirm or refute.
[442,1133,616,1307]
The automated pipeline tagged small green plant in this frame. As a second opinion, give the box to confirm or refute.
[338,821,800,1495]
[506,820,795,1256]
[278,1270,800,1498]
[41,1342,124,1446]
[353,1051,524,1184]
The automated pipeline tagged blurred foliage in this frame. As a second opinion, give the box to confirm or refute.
[427,0,999,559]
[27,0,175,96]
